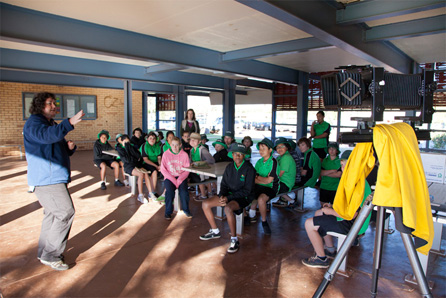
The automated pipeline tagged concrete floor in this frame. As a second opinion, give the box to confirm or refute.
[1,150,445,298]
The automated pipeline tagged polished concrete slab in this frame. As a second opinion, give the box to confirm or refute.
[1,150,445,297]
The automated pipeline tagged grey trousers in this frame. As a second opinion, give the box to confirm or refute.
[35,183,75,262]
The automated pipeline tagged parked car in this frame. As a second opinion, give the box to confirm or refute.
[255,122,271,131]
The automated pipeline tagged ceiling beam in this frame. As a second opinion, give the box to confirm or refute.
[221,37,332,62]
[366,15,446,41]
[0,3,300,84]
[237,0,414,74]
[0,69,175,92]
[0,48,226,89]
[336,0,446,25]
[145,63,186,74]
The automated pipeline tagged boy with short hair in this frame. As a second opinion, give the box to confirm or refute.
[249,138,280,235]
[189,133,215,200]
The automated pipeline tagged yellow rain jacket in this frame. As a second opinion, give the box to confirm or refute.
[334,123,433,255]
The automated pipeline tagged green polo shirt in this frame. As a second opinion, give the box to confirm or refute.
[162,142,171,153]
[320,155,341,191]
[141,142,161,163]
[190,147,201,162]
[277,151,296,190]
[313,121,331,149]
[255,155,279,188]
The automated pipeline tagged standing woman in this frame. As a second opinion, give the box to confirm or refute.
[181,109,200,136]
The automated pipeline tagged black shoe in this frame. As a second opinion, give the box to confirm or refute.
[165,214,172,221]
[184,211,193,219]
[250,215,257,223]
[114,180,125,186]
[262,221,271,235]
[244,216,251,226]
[100,182,106,190]
[227,239,240,253]
[199,230,221,240]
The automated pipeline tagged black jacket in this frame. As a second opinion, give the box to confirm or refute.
[213,148,232,163]
[116,142,144,174]
[219,161,256,204]
[93,140,115,162]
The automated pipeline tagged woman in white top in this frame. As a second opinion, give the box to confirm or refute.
[181,109,200,135]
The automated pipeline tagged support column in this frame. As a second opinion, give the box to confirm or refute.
[124,80,132,135]
[175,85,187,137]
[223,79,236,134]
[297,72,309,139]
[142,91,148,133]
[271,89,277,141]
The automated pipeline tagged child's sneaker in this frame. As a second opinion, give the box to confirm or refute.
[227,239,240,253]
[100,182,106,190]
[301,255,329,268]
[137,194,149,204]
[199,229,221,240]
[149,192,158,200]
[114,180,125,187]
[123,179,129,187]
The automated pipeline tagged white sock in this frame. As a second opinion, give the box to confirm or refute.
[212,228,220,234]
[115,179,119,181]
[249,209,256,218]
[231,236,238,241]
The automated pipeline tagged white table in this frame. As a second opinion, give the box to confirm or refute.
[182,162,230,219]
[102,149,119,157]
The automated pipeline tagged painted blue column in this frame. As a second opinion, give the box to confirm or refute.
[175,85,187,137]
[297,72,309,139]
[223,79,236,135]
[124,80,132,135]
[142,91,148,133]
[271,89,277,141]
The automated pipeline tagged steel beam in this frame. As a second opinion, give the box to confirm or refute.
[336,0,446,25]
[222,37,332,62]
[175,86,187,137]
[0,68,175,92]
[366,15,446,41]
[146,63,186,74]
[237,0,414,74]
[124,80,132,135]
[0,48,225,89]
[223,79,236,134]
[0,3,300,84]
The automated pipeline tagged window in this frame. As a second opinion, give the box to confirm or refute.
[23,92,97,120]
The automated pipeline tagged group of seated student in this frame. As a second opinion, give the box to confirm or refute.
[94,126,369,261]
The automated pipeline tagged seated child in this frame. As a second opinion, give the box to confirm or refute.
[242,136,253,161]
[272,137,297,207]
[130,127,145,149]
[140,131,163,200]
[181,131,192,155]
[297,137,321,202]
[200,143,256,254]
[200,134,210,150]
[116,134,154,204]
[188,133,215,200]
[93,130,125,190]
[212,139,232,163]
[248,138,280,235]
[302,155,372,268]
[160,136,192,220]
[158,131,165,144]
[319,142,342,206]
[162,130,175,154]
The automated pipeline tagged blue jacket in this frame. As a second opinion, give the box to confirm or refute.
[23,114,76,186]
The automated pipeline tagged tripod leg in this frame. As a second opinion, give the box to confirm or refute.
[313,197,375,298]
[400,233,433,298]
[370,206,386,297]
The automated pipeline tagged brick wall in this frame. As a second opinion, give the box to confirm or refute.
[0,82,143,157]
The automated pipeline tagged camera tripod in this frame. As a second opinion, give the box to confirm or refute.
[313,193,433,298]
